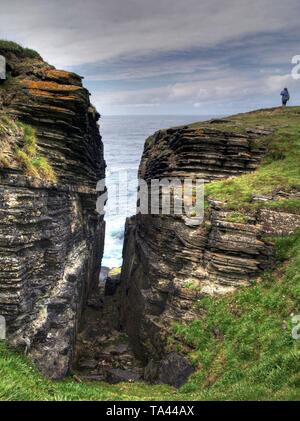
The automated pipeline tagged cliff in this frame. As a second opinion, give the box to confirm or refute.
[0,42,105,378]
[120,108,300,370]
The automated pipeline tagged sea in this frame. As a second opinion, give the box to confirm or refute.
[100,115,214,269]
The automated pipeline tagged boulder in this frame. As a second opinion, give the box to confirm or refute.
[158,353,194,388]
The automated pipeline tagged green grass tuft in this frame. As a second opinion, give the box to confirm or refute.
[32,156,57,182]
[0,117,56,182]
[0,40,41,59]
[14,123,57,182]
[16,122,56,182]
[15,149,39,178]
[17,122,37,156]
[225,212,248,224]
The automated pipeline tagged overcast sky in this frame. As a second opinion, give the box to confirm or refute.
[1,0,299,115]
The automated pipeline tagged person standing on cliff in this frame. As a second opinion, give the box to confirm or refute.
[280,88,290,107]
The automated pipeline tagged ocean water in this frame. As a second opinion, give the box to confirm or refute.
[100,115,212,268]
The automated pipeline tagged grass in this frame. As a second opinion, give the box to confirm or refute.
[15,122,57,181]
[0,113,18,134]
[0,115,56,182]
[0,40,41,59]
[0,154,10,167]
[171,230,300,400]
[0,74,20,93]
[31,157,57,181]
[225,212,249,224]
[202,107,300,212]
[0,342,177,401]
[0,107,299,400]
[0,114,20,167]
[0,231,299,400]
[17,122,37,156]
[109,267,122,277]
[15,149,39,178]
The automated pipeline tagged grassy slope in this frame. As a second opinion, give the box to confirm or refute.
[0,107,299,401]
[200,107,300,211]
[173,232,300,400]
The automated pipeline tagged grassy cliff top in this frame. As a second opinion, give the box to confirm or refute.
[144,107,300,213]
[0,40,41,59]
[191,106,300,132]
[200,107,300,212]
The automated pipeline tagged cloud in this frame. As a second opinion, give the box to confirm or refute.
[1,0,299,67]
[0,0,299,114]
[265,74,295,91]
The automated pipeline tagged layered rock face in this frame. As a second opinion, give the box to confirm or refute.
[0,48,105,378]
[120,121,300,364]
[139,125,267,181]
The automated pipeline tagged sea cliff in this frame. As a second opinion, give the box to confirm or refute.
[120,108,300,373]
[0,42,105,378]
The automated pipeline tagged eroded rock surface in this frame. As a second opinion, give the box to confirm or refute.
[0,48,105,378]
[120,120,300,370]
[73,279,143,383]
[139,125,267,182]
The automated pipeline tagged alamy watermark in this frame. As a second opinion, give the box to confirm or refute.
[292,315,300,340]
[0,315,6,340]
[96,171,204,226]
[0,54,6,80]
[291,55,300,80]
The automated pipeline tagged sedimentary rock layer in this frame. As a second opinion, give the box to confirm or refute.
[0,48,105,378]
[139,125,267,182]
[120,120,300,363]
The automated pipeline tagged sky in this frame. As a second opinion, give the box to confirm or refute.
[0,0,300,115]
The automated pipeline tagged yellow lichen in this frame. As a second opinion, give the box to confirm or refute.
[21,80,82,93]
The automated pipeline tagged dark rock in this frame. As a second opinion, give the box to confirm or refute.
[105,277,118,296]
[100,267,110,282]
[114,343,129,354]
[144,359,159,383]
[78,359,98,369]
[157,353,194,388]
[119,119,300,369]
[209,118,232,124]
[0,48,106,379]
[82,374,106,382]
[106,368,142,384]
